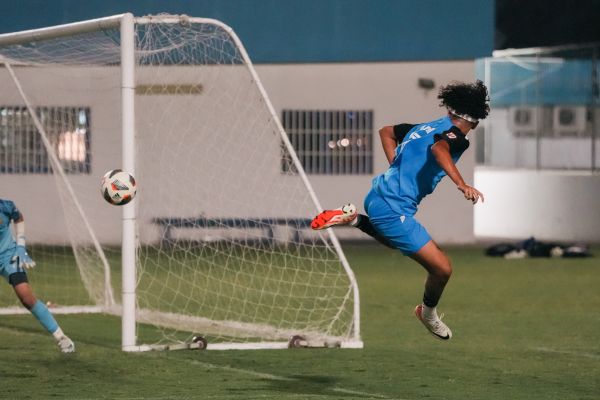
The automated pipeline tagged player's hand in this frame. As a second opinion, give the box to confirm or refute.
[12,245,36,269]
[457,184,484,204]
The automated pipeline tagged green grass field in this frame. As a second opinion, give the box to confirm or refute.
[1,243,599,399]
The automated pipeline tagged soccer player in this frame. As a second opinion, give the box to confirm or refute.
[311,80,490,340]
[0,199,75,353]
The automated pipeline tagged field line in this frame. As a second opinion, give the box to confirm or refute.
[85,395,359,400]
[78,395,337,400]
[176,358,405,399]
[532,346,600,360]
[0,325,47,337]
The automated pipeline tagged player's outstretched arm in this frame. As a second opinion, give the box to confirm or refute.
[431,140,484,204]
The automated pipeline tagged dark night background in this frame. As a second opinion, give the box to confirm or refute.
[496,0,600,49]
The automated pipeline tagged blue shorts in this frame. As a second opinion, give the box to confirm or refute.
[364,189,431,255]
[0,247,24,283]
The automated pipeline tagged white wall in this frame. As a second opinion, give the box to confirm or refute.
[0,67,122,244]
[484,108,600,169]
[1,61,477,245]
[474,167,600,241]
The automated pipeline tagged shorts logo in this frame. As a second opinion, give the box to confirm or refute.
[400,215,406,223]
[447,132,457,139]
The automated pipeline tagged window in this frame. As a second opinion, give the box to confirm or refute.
[0,106,91,174]
[282,110,373,175]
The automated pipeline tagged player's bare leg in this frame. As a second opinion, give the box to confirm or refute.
[13,281,75,353]
[410,240,453,340]
[13,281,37,308]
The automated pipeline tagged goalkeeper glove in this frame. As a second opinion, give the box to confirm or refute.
[12,245,36,269]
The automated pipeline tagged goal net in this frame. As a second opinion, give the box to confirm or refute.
[0,14,362,350]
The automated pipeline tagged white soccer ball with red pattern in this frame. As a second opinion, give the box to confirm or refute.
[101,169,137,206]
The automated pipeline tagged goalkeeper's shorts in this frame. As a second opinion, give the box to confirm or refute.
[363,189,431,255]
[0,245,25,282]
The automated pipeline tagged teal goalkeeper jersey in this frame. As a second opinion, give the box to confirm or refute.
[371,116,470,216]
[0,199,21,256]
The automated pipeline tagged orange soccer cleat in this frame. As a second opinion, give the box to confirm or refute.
[311,203,357,230]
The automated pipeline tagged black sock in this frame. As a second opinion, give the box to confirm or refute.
[422,293,438,308]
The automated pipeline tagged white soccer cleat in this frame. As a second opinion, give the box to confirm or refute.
[414,304,452,340]
[58,335,75,353]
[311,203,358,230]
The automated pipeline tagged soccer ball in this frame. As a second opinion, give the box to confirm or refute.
[101,169,137,205]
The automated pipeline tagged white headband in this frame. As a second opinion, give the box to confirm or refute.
[447,107,478,123]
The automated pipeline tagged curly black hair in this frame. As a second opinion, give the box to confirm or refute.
[438,80,490,120]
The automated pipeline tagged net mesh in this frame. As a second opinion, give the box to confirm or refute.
[0,61,119,313]
[0,15,358,346]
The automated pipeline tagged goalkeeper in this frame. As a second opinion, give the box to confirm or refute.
[0,198,75,353]
[311,80,490,340]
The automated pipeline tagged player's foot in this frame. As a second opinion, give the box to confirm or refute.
[57,335,75,353]
[311,203,357,230]
[414,304,452,340]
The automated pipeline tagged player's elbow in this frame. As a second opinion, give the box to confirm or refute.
[378,126,394,140]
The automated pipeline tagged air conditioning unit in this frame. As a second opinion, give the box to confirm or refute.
[553,106,587,137]
[508,106,541,137]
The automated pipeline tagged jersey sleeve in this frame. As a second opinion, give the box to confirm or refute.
[433,126,470,154]
[393,123,416,142]
[6,201,22,221]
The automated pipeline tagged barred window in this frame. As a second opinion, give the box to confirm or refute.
[0,106,91,174]
[282,110,373,175]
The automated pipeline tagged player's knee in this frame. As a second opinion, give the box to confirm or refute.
[434,260,452,281]
[20,299,32,309]
[10,276,36,309]
[18,292,37,309]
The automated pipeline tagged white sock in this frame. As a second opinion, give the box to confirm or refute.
[52,327,65,341]
[422,305,438,320]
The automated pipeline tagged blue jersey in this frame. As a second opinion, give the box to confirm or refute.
[371,116,469,216]
[0,199,21,256]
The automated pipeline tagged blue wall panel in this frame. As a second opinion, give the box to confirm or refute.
[0,0,494,63]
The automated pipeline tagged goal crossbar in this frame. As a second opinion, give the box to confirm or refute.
[0,15,124,47]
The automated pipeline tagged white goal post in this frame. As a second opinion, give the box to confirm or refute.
[0,13,363,351]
